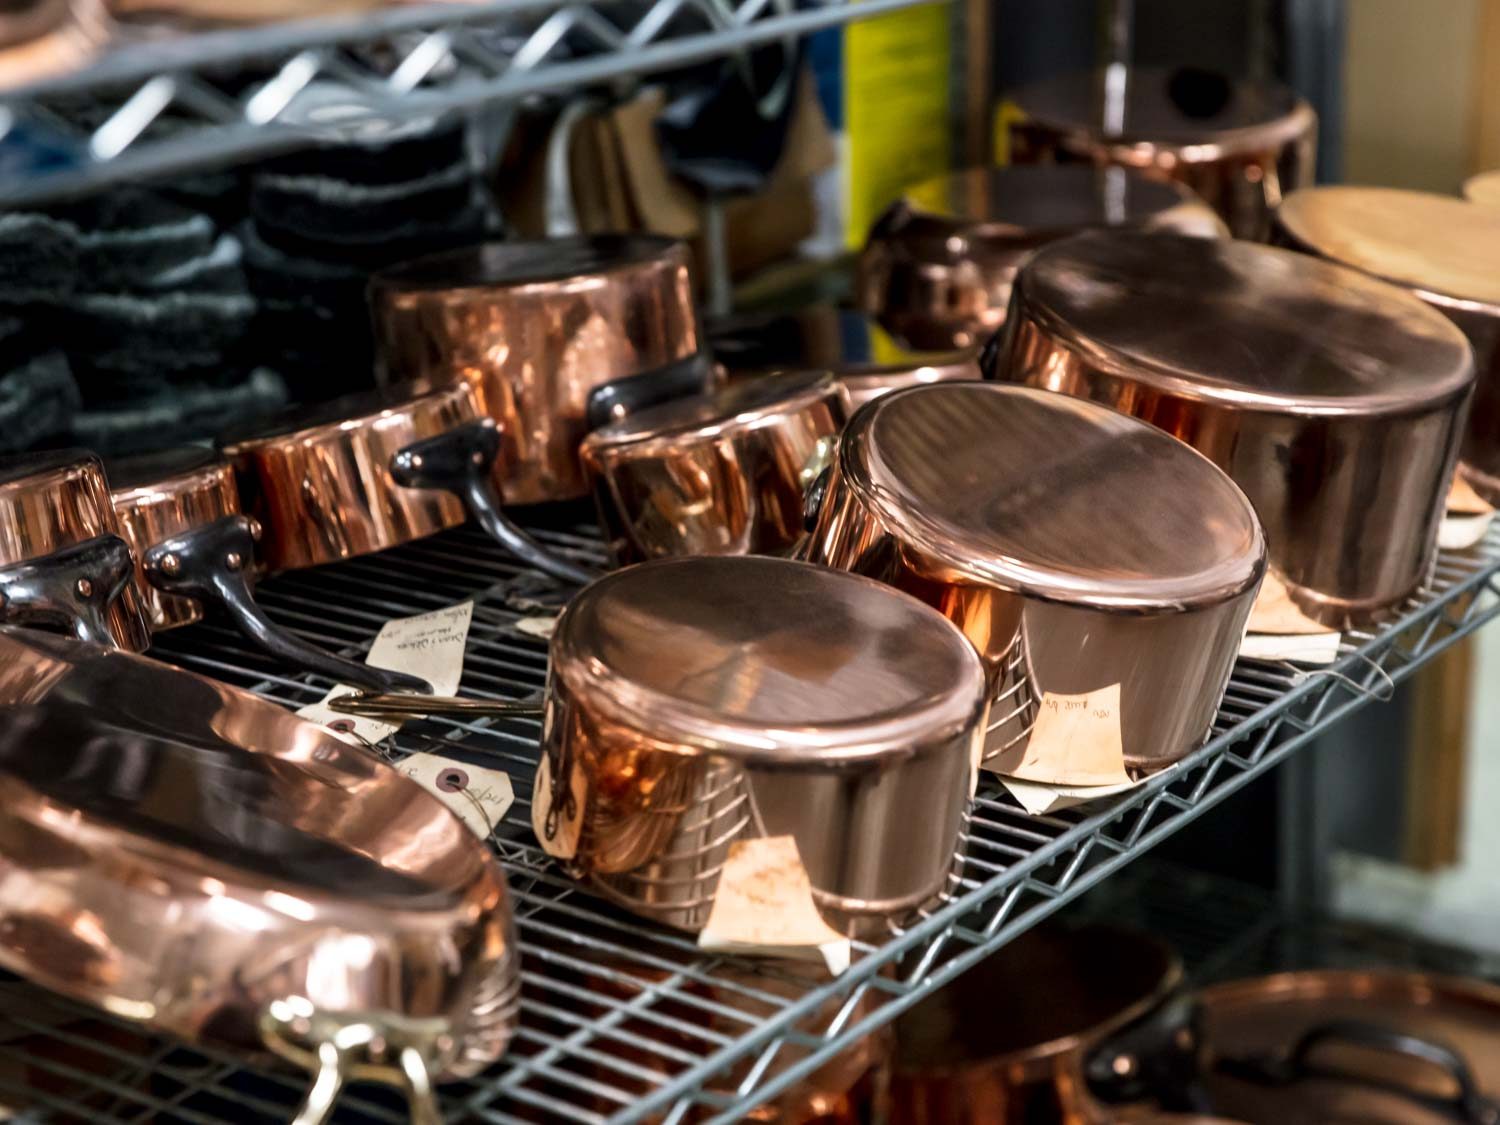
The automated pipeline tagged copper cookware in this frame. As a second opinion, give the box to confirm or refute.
[990,230,1475,628]
[580,370,849,565]
[0,626,520,1123]
[1464,170,1500,208]
[0,0,107,93]
[803,382,1264,777]
[1006,66,1317,241]
[1275,185,1500,507]
[0,449,150,651]
[858,164,1226,351]
[370,234,703,506]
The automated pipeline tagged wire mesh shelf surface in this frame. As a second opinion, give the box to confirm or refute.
[1,517,1498,1123]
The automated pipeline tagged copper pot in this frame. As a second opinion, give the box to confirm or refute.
[370,235,703,506]
[580,370,849,565]
[1006,66,1316,241]
[0,449,150,651]
[857,164,1227,351]
[1274,186,1500,508]
[1464,170,1500,208]
[802,382,1264,777]
[0,0,107,93]
[990,230,1475,628]
[0,626,520,1123]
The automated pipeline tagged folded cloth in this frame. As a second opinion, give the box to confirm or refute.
[68,288,256,373]
[71,367,289,454]
[249,197,489,271]
[249,156,476,245]
[0,350,81,453]
[255,118,468,186]
[0,213,79,304]
[48,187,217,289]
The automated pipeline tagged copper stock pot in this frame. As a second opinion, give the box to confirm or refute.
[990,230,1474,627]
[1005,66,1316,241]
[858,164,1226,351]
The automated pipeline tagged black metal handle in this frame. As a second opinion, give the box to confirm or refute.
[584,350,717,433]
[391,420,599,587]
[803,464,833,534]
[142,515,433,695]
[1086,991,1211,1114]
[978,324,1008,381]
[0,535,137,648]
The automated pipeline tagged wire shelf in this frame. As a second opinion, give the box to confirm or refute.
[0,517,1498,1123]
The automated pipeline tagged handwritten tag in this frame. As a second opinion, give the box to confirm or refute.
[989,684,1130,786]
[699,837,851,975]
[532,753,587,860]
[298,602,473,744]
[401,755,514,839]
[1448,473,1494,516]
[514,615,558,639]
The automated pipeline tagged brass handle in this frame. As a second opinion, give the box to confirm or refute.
[328,690,545,721]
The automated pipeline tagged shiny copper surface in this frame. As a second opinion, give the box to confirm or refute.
[581,370,849,564]
[1464,169,1500,208]
[371,235,700,505]
[993,230,1474,627]
[1275,185,1500,506]
[0,0,107,92]
[858,165,1226,350]
[1006,67,1317,240]
[804,382,1263,774]
[0,627,519,1097]
[0,450,150,651]
[536,555,988,935]
[109,447,242,630]
[221,384,478,572]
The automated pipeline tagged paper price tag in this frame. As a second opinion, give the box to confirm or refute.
[1439,511,1494,551]
[401,755,514,839]
[1448,473,1493,516]
[989,683,1130,786]
[1247,571,1329,636]
[999,768,1171,816]
[532,753,587,860]
[1241,572,1340,664]
[699,836,851,975]
[514,615,558,639]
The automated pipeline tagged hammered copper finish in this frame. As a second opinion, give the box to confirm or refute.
[109,447,241,630]
[221,384,478,573]
[1464,169,1500,208]
[858,165,1226,350]
[371,235,700,505]
[803,382,1264,774]
[1201,969,1500,1124]
[535,555,988,935]
[581,370,849,564]
[993,231,1475,626]
[1006,67,1316,240]
[0,449,150,651]
[0,627,520,1096]
[1275,186,1500,507]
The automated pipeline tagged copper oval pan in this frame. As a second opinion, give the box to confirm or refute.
[0,626,519,1121]
[803,381,1265,777]
[1006,66,1316,241]
[858,164,1226,350]
[1275,186,1500,507]
[990,230,1475,628]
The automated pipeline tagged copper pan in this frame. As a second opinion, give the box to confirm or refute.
[0,626,520,1123]
[802,382,1264,777]
[858,164,1227,351]
[0,0,108,94]
[990,230,1475,628]
[370,235,704,506]
[0,449,150,651]
[1464,170,1500,208]
[1005,66,1316,241]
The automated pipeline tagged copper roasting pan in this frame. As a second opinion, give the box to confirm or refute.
[0,627,520,1122]
[803,381,1265,777]
[1274,185,1500,506]
[991,230,1475,628]
[858,164,1226,351]
[1005,66,1316,241]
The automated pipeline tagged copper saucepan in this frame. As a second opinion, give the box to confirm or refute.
[989,229,1475,628]
[802,381,1265,777]
[370,234,705,506]
[0,449,150,651]
[1005,66,1317,241]
[0,626,520,1124]
[858,164,1227,351]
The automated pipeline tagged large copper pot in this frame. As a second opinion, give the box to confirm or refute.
[1274,185,1500,506]
[802,382,1264,777]
[1005,66,1316,241]
[990,230,1475,628]
[370,235,703,506]
[857,164,1226,351]
[1464,170,1500,208]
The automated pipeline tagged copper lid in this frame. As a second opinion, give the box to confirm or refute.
[1277,185,1500,314]
[370,233,686,294]
[841,382,1264,609]
[1464,169,1500,209]
[107,445,224,492]
[1013,230,1474,414]
[551,555,986,763]
[219,385,473,449]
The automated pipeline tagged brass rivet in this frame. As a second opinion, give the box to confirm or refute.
[159,553,181,577]
[1111,1054,1136,1077]
[248,518,262,541]
[471,452,485,466]
[225,552,243,572]
[409,454,424,470]
[75,578,93,599]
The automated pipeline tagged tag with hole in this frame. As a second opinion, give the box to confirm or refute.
[1241,572,1340,664]
[532,752,586,860]
[988,683,1131,786]
[400,755,514,839]
[298,601,473,744]
[698,836,851,975]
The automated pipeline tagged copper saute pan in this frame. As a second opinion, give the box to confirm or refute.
[0,626,520,1123]
[989,230,1475,628]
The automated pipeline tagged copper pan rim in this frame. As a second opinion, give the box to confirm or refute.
[1200,967,1500,1013]
[1020,97,1316,162]
[369,233,687,298]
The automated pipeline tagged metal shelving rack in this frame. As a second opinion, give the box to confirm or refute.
[0,519,1494,1123]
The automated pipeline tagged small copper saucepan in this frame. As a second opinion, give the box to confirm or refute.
[0,449,150,651]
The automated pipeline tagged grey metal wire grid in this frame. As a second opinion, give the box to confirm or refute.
[0,517,1496,1123]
